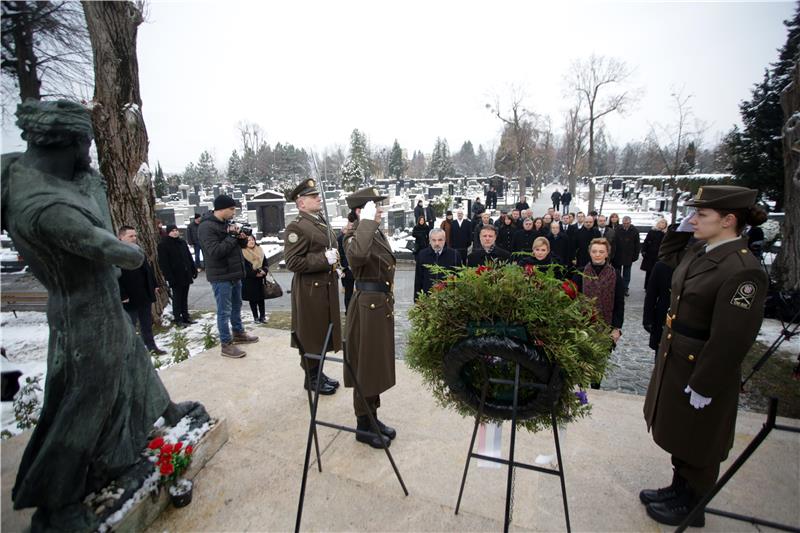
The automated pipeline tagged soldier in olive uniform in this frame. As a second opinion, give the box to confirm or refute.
[641,186,768,527]
[284,179,342,395]
[343,188,398,449]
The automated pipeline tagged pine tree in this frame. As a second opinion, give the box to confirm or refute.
[341,157,364,192]
[476,145,490,175]
[349,129,371,181]
[227,150,243,183]
[388,139,406,179]
[195,150,219,186]
[456,141,477,176]
[153,161,167,197]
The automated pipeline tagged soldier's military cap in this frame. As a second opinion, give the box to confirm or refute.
[685,185,758,209]
[287,179,319,201]
[346,187,387,209]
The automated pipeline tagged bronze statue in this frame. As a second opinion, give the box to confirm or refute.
[2,99,206,532]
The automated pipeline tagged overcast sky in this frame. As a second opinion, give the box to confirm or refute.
[1,1,796,174]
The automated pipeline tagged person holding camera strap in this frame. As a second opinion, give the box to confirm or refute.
[198,194,259,358]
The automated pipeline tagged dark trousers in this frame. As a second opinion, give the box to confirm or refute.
[343,279,354,313]
[456,248,468,263]
[620,263,632,290]
[125,303,157,350]
[672,455,720,497]
[553,201,560,210]
[171,283,190,322]
[644,267,652,289]
[562,202,570,215]
[353,391,380,417]
[249,300,265,321]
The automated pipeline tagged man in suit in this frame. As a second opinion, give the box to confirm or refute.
[450,208,472,263]
[414,228,461,301]
[596,215,617,262]
[118,226,166,355]
[573,216,600,269]
[467,224,511,266]
[613,215,641,296]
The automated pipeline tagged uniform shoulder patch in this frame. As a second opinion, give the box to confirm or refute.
[287,232,299,244]
[730,281,757,309]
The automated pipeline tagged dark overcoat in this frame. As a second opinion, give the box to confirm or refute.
[643,231,767,465]
[241,256,269,302]
[612,225,641,267]
[573,226,600,268]
[284,211,342,354]
[450,218,472,251]
[642,260,673,351]
[640,229,665,272]
[414,245,461,300]
[344,219,397,397]
[157,236,195,287]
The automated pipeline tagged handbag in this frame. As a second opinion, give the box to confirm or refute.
[262,272,283,299]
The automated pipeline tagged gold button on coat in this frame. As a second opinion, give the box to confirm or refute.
[688,354,695,361]
[369,303,375,309]
[314,282,319,287]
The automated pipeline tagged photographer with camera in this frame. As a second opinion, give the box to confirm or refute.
[198,195,259,358]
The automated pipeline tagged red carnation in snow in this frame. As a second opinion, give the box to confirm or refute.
[161,443,174,454]
[174,441,183,452]
[148,437,164,450]
[185,445,193,455]
[561,280,578,300]
[160,462,174,476]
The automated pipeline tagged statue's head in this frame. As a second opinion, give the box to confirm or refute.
[16,99,94,169]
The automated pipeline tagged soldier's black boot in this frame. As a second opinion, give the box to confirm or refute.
[304,374,336,395]
[372,412,396,440]
[355,415,391,449]
[646,484,705,527]
[639,470,684,505]
[320,371,340,389]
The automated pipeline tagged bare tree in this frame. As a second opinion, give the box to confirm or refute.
[1,1,92,109]
[487,89,539,200]
[560,99,588,194]
[567,54,637,211]
[647,90,705,222]
[776,55,800,291]
[82,0,168,316]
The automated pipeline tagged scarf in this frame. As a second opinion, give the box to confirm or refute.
[242,243,265,271]
[582,262,616,325]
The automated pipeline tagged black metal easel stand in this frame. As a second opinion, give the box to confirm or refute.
[293,324,409,533]
[454,362,571,533]
[677,398,800,533]
[741,308,800,390]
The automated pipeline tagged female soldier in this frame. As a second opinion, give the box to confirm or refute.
[641,186,768,527]
[343,188,397,449]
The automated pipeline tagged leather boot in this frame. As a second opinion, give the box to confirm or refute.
[221,342,246,358]
[646,484,705,527]
[639,470,684,505]
[304,375,336,395]
[232,330,259,344]
[372,412,396,440]
[355,415,391,449]
[320,371,340,389]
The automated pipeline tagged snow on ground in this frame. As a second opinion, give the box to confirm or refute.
[757,318,800,357]
[0,309,241,437]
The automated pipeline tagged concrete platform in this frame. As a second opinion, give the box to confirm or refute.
[3,327,799,532]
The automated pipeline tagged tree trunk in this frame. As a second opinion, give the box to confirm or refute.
[587,117,596,213]
[82,1,168,317]
[7,1,42,101]
[776,57,800,291]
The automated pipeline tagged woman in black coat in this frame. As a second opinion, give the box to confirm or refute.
[497,215,516,252]
[411,216,430,255]
[517,236,567,279]
[157,225,197,326]
[241,235,269,323]
[640,219,667,288]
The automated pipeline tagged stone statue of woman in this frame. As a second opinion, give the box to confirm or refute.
[2,99,206,532]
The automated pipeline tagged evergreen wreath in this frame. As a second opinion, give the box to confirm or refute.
[406,262,614,432]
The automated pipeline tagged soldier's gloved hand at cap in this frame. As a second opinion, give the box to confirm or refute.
[324,248,339,265]
[676,211,696,232]
[684,385,712,409]
[359,201,377,221]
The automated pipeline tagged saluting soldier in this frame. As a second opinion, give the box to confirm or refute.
[284,179,342,396]
[641,186,768,527]
[343,188,398,449]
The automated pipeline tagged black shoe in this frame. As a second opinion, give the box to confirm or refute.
[372,413,396,440]
[355,416,391,449]
[150,347,167,356]
[304,377,336,395]
[320,371,340,389]
[625,288,630,297]
[183,318,197,325]
[646,488,704,527]
[640,485,681,505]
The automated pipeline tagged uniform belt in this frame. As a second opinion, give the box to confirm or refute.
[355,281,390,293]
[669,320,710,341]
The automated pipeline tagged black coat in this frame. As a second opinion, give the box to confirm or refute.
[450,218,472,250]
[548,233,572,265]
[612,225,641,267]
[551,191,561,203]
[517,253,567,279]
[561,191,572,205]
[574,226,601,268]
[118,258,157,308]
[157,236,196,287]
[515,201,529,211]
[472,219,494,247]
[414,205,425,222]
[414,246,462,300]
[411,224,430,254]
[640,229,665,272]
[471,201,486,217]
[186,220,200,246]
[242,256,269,302]
[466,246,511,267]
[512,229,538,253]
[642,260,673,351]
[497,223,516,252]
[197,212,247,282]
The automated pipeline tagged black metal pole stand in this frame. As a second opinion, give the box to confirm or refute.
[293,324,408,533]
[677,398,800,533]
[454,362,571,533]
[741,308,800,390]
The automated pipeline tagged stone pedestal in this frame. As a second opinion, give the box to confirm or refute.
[248,191,286,236]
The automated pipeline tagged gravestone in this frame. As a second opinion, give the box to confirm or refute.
[155,208,176,226]
[428,186,443,199]
[247,190,286,236]
[213,186,220,198]
[188,193,199,206]
[178,184,190,200]
[388,208,406,233]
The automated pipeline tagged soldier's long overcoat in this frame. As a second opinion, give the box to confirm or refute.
[343,219,397,396]
[284,211,342,354]
[643,231,767,465]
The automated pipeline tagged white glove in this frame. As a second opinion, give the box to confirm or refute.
[684,385,712,409]
[324,248,339,265]
[360,201,377,221]
[676,211,696,232]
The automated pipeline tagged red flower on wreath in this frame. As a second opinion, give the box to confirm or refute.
[148,437,164,450]
[561,280,578,300]
[475,265,492,275]
[524,264,536,277]
[433,282,446,291]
